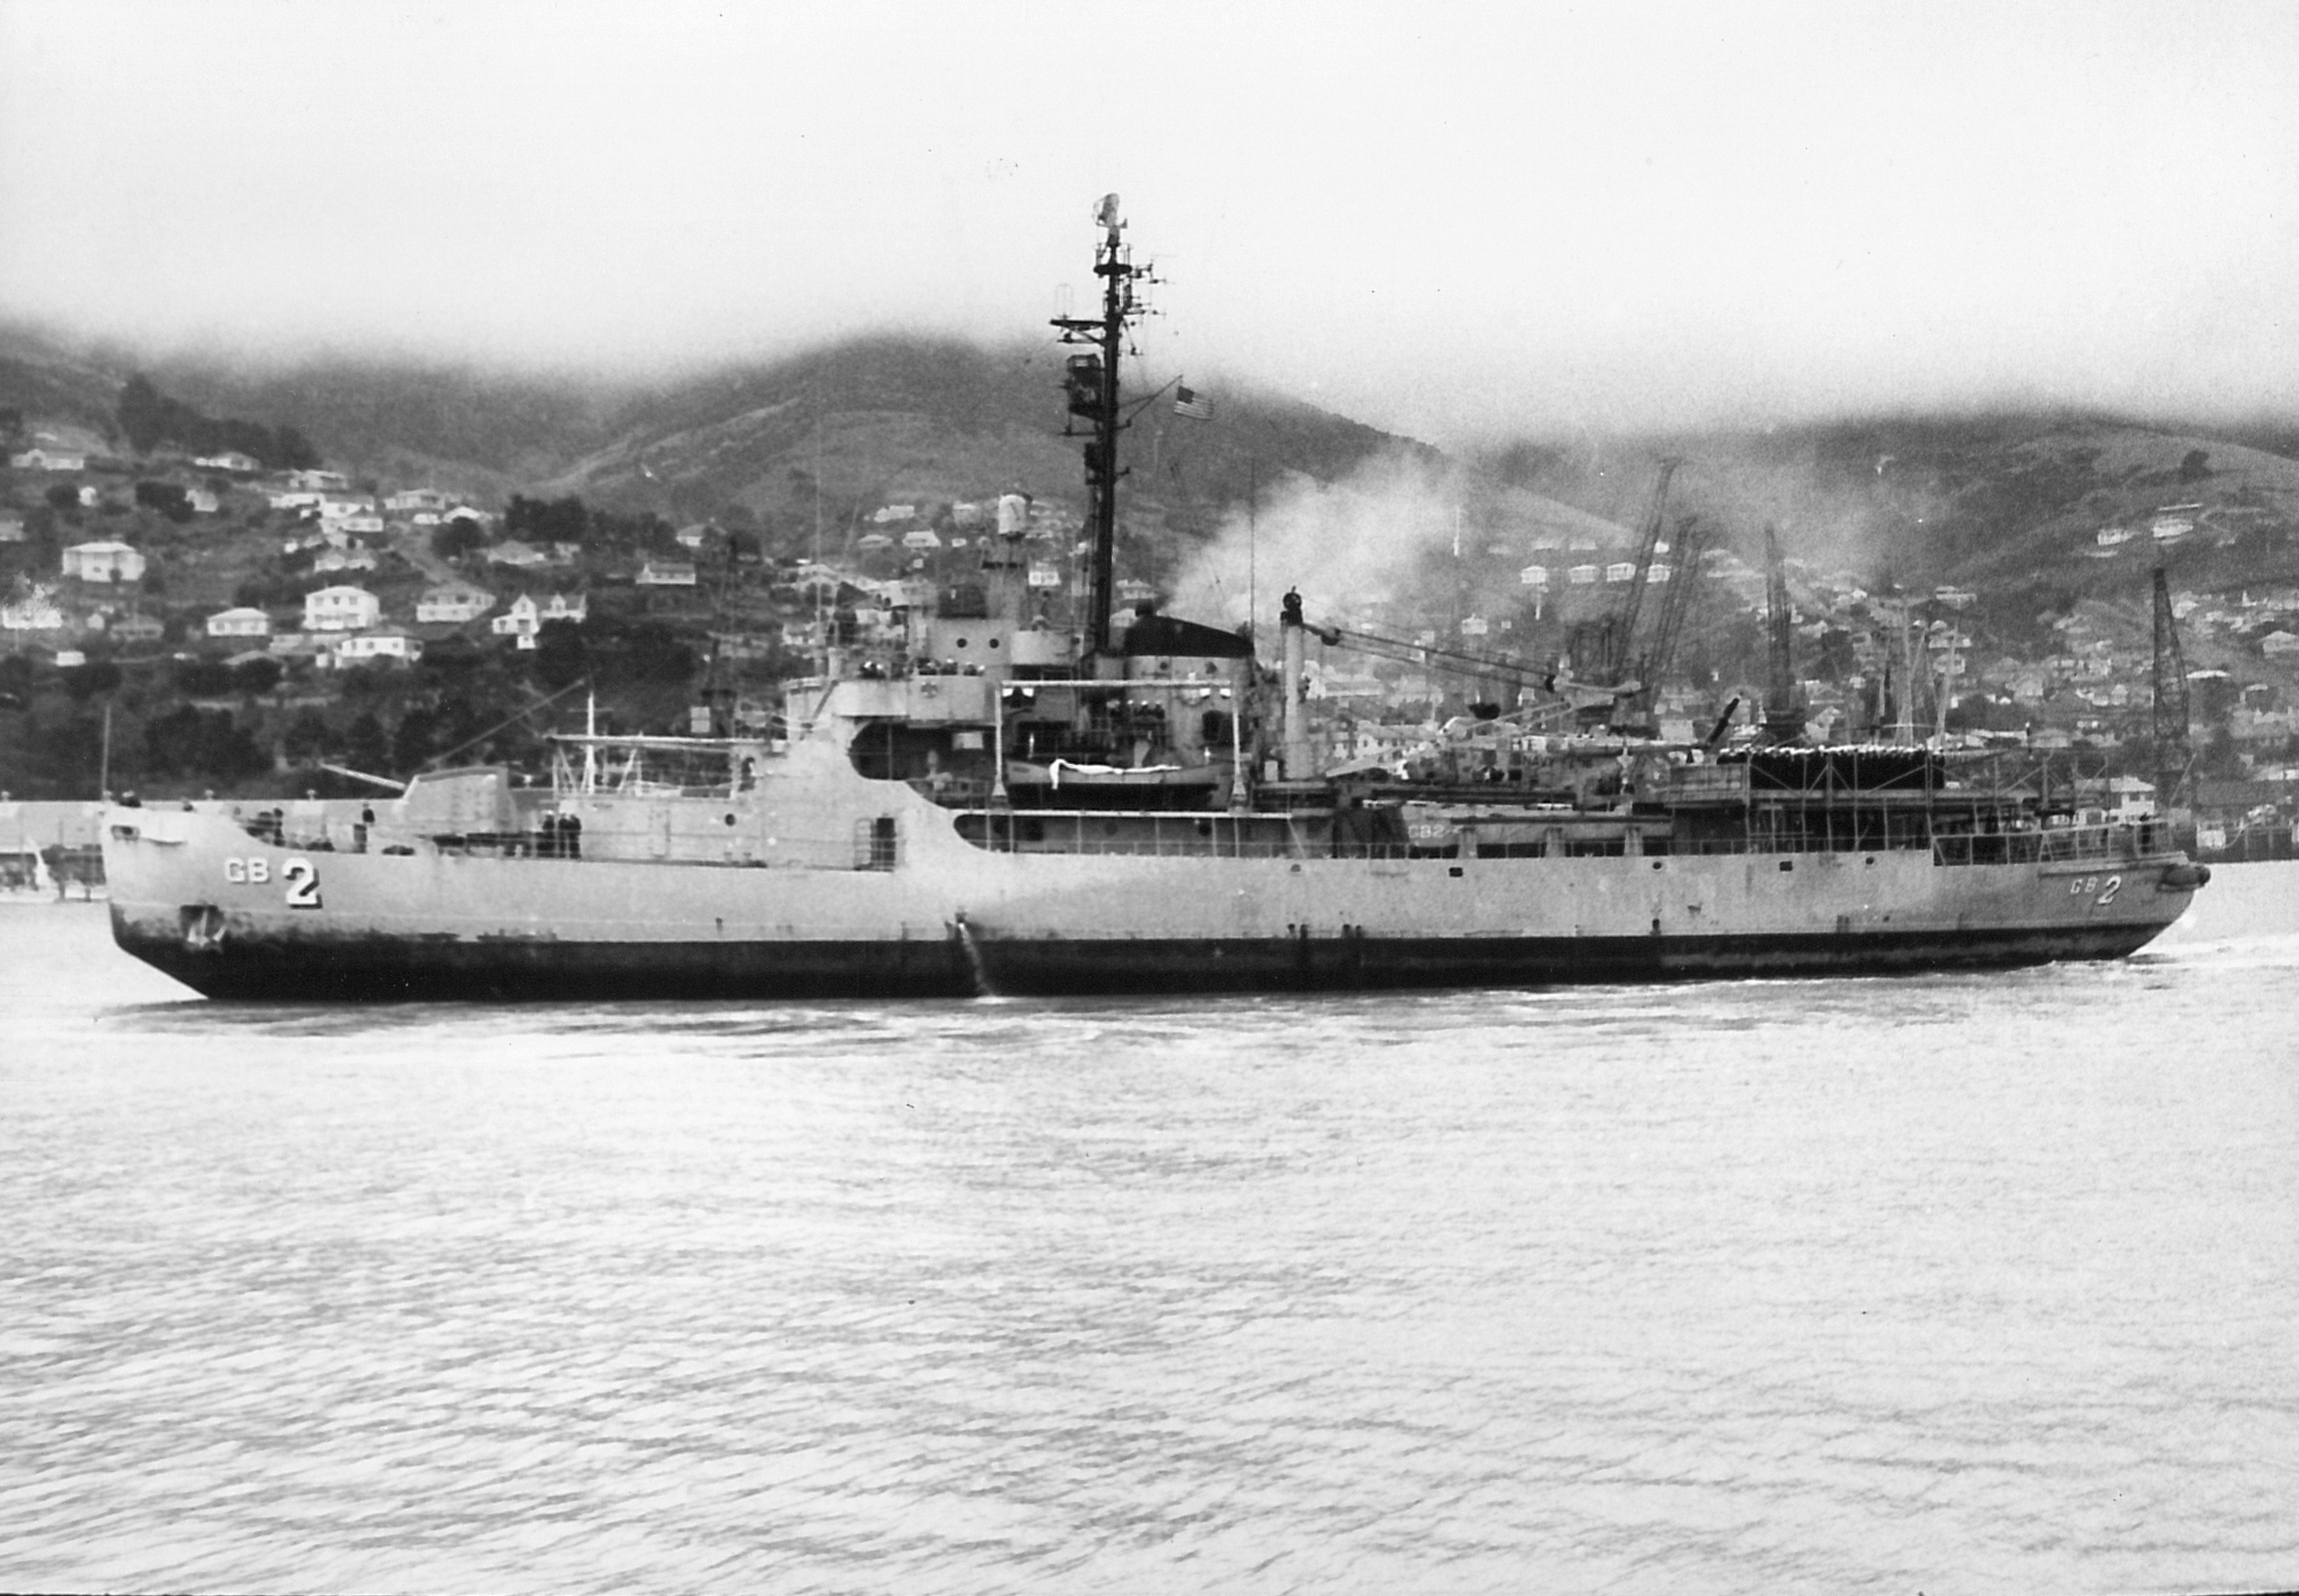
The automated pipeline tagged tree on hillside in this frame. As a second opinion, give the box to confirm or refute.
[117,375,171,455]
[232,656,283,695]
[173,658,236,698]
[532,618,586,690]
[270,425,321,471]
[431,518,486,560]
[142,706,268,781]
[60,659,122,702]
[505,494,590,545]
[135,481,193,522]
[341,711,391,777]
[392,705,443,772]
[283,709,330,762]
[114,374,323,469]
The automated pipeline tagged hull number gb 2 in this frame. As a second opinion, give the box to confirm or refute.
[226,856,323,908]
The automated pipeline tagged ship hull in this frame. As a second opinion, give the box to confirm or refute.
[103,803,2202,1003]
[110,919,2168,1003]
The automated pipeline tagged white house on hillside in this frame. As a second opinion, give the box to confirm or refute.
[205,606,274,639]
[0,583,67,633]
[11,447,86,471]
[303,585,380,632]
[385,488,453,514]
[415,584,494,624]
[490,591,587,648]
[194,450,263,474]
[488,539,548,569]
[61,541,146,583]
[329,630,419,666]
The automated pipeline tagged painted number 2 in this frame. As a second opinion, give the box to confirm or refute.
[2067,873,2121,908]
[282,858,322,909]
[227,856,320,907]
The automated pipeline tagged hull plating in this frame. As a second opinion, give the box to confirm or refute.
[104,807,2198,1002]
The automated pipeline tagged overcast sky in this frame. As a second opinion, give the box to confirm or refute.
[3,0,2294,444]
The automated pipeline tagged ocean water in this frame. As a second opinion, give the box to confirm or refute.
[2,903,2294,1594]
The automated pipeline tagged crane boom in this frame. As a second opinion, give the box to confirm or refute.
[2151,561,2191,808]
[1603,457,1681,682]
[1761,525,1801,741]
[1625,512,1708,722]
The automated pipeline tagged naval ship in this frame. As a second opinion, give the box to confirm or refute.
[102,198,2208,1000]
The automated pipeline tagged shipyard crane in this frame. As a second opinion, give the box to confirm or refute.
[1621,511,1710,726]
[1598,457,1682,683]
[2151,561,2193,808]
[1761,525,1803,742]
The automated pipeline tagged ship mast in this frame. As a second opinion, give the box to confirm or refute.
[1052,194,1150,662]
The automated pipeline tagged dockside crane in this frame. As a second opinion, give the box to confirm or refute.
[1579,457,1681,687]
[2151,561,2193,809]
[1608,457,1681,678]
[1621,511,1709,728]
[1761,525,1803,742]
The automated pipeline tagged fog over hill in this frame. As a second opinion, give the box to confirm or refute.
[8,316,2299,624]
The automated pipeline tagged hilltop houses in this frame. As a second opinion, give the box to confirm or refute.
[415,584,493,625]
[10,446,87,472]
[0,583,68,634]
[312,545,378,573]
[303,585,380,633]
[205,606,274,640]
[487,539,549,569]
[491,592,587,648]
[60,541,147,584]
[104,613,163,646]
[194,450,263,474]
[327,630,420,667]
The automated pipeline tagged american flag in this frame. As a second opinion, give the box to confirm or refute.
[1172,383,1211,421]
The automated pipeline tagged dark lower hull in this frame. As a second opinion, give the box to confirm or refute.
[118,914,2170,1003]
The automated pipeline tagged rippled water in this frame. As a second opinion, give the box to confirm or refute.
[3,904,2294,1593]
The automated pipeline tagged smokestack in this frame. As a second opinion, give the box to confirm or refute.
[1281,587,1313,779]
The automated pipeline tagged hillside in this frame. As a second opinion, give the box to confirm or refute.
[8,315,2299,805]
[0,323,1434,582]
